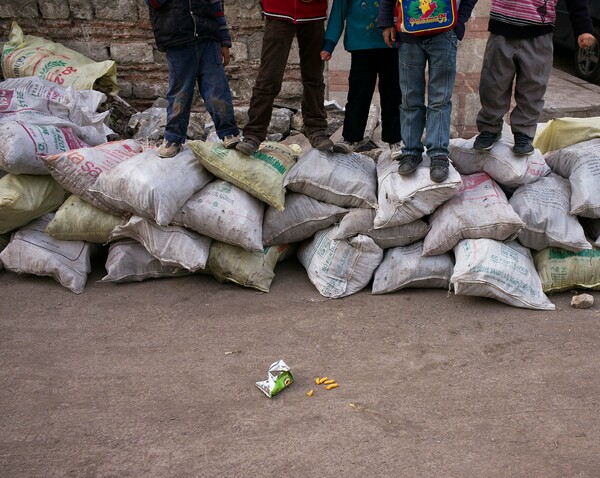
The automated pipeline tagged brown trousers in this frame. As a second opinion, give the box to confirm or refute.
[243,17,328,142]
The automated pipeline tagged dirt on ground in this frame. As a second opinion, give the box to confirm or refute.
[1,257,600,477]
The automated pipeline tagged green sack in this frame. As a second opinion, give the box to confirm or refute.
[534,248,600,293]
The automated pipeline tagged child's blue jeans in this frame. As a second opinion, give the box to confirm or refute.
[164,40,239,145]
[398,30,458,158]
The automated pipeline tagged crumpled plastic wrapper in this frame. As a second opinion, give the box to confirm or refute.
[255,359,293,398]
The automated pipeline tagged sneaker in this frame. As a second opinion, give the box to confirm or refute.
[307,130,334,151]
[473,131,501,151]
[397,154,422,175]
[333,137,367,154]
[157,140,182,158]
[223,134,241,149]
[513,132,534,156]
[235,137,260,156]
[430,155,450,183]
[389,142,403,161]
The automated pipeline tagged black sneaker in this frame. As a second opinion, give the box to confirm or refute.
[430,155,450,183]
[397,154,422,175]
[513,132,534,156]
[473,131,501,151]
[235,137,260,155]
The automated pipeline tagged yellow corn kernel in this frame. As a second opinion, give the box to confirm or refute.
[315,377,321,385]
[323,379,335,385]
[318,377,328,384]
[307,389,314,397]
[326,383,339,390]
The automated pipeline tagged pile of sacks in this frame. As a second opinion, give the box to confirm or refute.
[1,76,599,311]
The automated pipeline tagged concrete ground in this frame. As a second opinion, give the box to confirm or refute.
[1,255,600,477]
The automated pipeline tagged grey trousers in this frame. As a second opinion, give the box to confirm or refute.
[476,33,553,138]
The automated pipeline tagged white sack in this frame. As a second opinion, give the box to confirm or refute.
[509,174,591,252]
[372,241,454,294]
[263,193,347,246]
[423,172,524,256]
[298,226,383,298]
[89,148,213,225]
[0,121,89,175]
[534,248,600,293]
[544,138,600,218]
[0,213,92,293]
[284,149,378,208]
[172,179,264,251]
[374,150,462,228]
[110,216,212,272]
[451,238,555,310]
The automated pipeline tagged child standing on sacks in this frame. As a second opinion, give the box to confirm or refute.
[378,0,477,182]
[320,0,402,158]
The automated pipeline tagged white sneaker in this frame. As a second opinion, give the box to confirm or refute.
[389,142,403,161]
[223,134,241,149]
[333,137,368,154]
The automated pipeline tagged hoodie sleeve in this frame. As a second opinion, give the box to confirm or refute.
[211,0,232,48]
[322,0,348,54]
[455,0,477,40]
[377,0,397,29]
[565,0,593,37]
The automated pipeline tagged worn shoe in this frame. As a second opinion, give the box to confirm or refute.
[307,130,334,151]
[430,155,450,183]
[235,137,260,155]
[157,140,182,158]
[513,132,534,156]
[223,134,241,149]
[389,142,403,161]
[333,137,368,154]
[397,154,422,175]
[473,131,501,151]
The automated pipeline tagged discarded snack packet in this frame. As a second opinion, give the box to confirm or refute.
[256,359,294,398]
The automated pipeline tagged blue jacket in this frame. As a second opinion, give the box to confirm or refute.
[322,0,389,53]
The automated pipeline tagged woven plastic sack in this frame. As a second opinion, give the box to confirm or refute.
[89,148,213,225]
[172,179,264,251]
[0,173,66,234]
[1,22,118,94]
[110,216,212,272]
[544,138,600,218]
[534,248,600,293]
[374,150,462,228]
[372,241,454,294]
[509,174,591,252]
[208,242,291,292]
[0,213,92,293]
[263,193,347,246]
[298,225,384,298]
[45,195,126,243]
[423,172,524,256]
[189,140,298,211]
[451,238,555,310]
[284,149,378,208]
[42,140,143,212]
[533,117,600,154]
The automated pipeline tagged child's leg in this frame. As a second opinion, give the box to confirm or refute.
[164,44,199,145]
[510,34,553,138]
[398,42,427,157]
[196,40,239,140]
[342,50,378,142]
[376,48,401,145]
[476,34,516,135]
[423,30,457,158]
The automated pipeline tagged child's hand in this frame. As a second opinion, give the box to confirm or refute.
[383,27,397,48]
[221,46,231,66]
[578,33,596,49]
[320,51,332,61]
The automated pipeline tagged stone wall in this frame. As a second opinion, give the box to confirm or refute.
[0,0,490,137]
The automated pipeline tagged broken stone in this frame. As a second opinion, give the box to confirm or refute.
[571,293,594,309]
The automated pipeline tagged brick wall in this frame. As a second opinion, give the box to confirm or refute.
[0,0,490,137]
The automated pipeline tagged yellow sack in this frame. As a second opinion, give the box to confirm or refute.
[45,195,126,243]
[0,174,66,234]
[534,248,600,293]
[189,141,299,211]
[1,22,118,94]
[533,117,600,154]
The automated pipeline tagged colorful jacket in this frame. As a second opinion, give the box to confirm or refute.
[378,0,478,41]
[261,0,328,23]
[323,0,388,53]
[488,0,592,39]
[149,0,232,51]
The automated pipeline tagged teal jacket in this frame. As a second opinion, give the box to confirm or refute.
[322,0,388,53]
